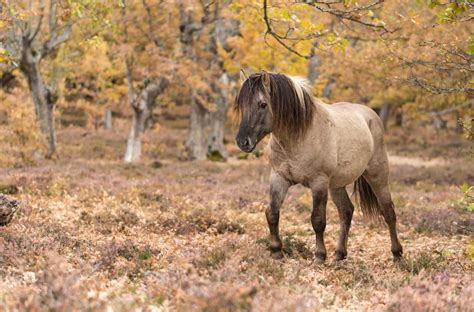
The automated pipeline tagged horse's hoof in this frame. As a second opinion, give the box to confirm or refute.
[392,249,403,262]
[334,250,347,261]
[271,251,284,260]
[314,251,326,264]
[392,255,403,263]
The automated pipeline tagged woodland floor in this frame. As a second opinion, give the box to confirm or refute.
[0,124,473,311]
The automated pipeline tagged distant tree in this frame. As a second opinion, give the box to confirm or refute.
[259,0,472,129]
[120,0,171,163]
[179,0,238,161]
[1,0,102,157]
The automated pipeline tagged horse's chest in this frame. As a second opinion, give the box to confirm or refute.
[271,158,311,186]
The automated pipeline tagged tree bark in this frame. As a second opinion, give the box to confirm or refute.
[378,103,392,131]
[207,73,229,160]
[20,49,57,156]
[124,78,168,163]
[322,78,334,98]
[307,44,321,85]
[185,92,208,160]
[104,108,113,130]
[9,0,72,158]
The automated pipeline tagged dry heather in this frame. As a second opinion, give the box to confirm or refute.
[0,126,473,311]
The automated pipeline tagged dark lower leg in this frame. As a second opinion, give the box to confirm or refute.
[331,188,354,261]
[312,189,328,262]
[381,202,403,259]
[266,172,290,259]
[266,207,283,259]
[335,208,353,260]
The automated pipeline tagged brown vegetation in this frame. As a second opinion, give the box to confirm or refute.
[0,125,472,311]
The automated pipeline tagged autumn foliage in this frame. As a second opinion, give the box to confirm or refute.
[0,0,472,311]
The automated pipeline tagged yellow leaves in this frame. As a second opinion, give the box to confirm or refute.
[0,88,46,165]
[0,47,13,64]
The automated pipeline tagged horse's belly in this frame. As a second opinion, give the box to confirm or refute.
[329,141,374,188]
[329,170,365,188]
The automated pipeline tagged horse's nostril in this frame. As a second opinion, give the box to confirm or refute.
[244,138,250,147]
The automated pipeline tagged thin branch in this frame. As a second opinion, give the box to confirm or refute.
[41,22,72,59]
[121,0,137,104]
[28,0,45,43]
[429,101,473,116]
[393,77,474,95]
[263,0,311,59]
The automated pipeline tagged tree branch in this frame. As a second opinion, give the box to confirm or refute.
[262,0,398,58]
[263,0,311,59]
[40,22,72,59]
[28,0,45,43]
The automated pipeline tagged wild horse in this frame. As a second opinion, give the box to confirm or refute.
[234,72,403,263]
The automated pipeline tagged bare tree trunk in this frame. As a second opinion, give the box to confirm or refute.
[104,108,113,130]
[307,44,320,85]
[395,112,405,128]
[207,73,229,160]
[20,51,57,156]
[7,0,73,158]
[378,103,392,131]
[180,1,237,161]
[185,91,208,160]
[124,106,146,163]
[124,78,168,163]
[433,112,447,130]
[322,78,334,98]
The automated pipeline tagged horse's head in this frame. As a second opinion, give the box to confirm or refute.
[234,72,273,152]
[234,71,315,153]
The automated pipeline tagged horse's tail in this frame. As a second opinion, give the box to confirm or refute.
[354,176,382,219]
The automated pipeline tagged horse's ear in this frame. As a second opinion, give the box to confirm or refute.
[240,69,248,82]
[262,71,270,91]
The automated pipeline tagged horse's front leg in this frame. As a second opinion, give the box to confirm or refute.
[311,179,329,264]
[266,171,290,259]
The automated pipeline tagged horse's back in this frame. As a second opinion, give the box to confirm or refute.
[324,102,385,188]
[328,102,385,141]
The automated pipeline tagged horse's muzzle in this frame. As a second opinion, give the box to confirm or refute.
[236,136,256,153]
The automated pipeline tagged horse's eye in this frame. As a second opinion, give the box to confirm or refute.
[259,102,267,109]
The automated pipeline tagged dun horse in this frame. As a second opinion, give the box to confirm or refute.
[234,72,403,263]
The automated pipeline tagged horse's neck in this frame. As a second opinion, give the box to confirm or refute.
[270,100,330,152]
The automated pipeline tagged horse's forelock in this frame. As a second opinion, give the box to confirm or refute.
[233,73,315,139]
[233,74,265,120]
[269,74,314,140]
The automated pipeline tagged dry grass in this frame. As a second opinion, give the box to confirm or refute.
[0,124,472,311]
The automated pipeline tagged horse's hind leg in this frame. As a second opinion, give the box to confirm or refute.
[330,187,354,261]
[310,177,330,264]
[363,149,403,261]
[266,170,290,259]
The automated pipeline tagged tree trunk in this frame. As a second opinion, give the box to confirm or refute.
[124,106,146,163]
[395,112,405,128]
[20,52,57,157]
[322,78,334,98]
[104,108,113,130]
[207,73,229,160]
[307,44,320,85]
[378,103,392,131]
[433,113,447,131]
[124,78,168,163]
[185,91,208,160]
